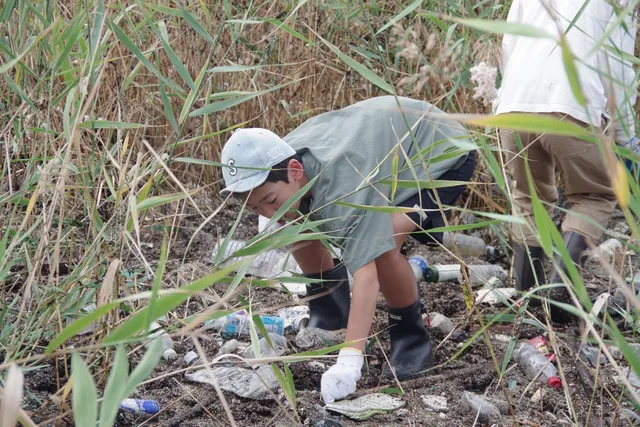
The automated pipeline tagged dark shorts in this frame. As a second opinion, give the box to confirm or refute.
[398,150,477,246]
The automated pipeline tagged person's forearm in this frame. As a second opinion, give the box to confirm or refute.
[344,276,379,351]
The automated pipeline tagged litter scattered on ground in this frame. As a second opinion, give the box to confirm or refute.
[217,339,240,355]
[119,398,160,416]
[579,346,607,367]
[475,288,518,305]
[614,367,640,391]
[421,394,448,412]
[242,333,288,361]
[65,303,97,335]
[185,365,279,400]
[513,340,562,388]
[426,312,455,336]
[295,327,343,349]
[278,306,310,332]
[460,391,501,421]
[144,321,177,361]
[531,388,547,403]
[325,393,405,421]
[590,238,624,262]
[205,311,284,337]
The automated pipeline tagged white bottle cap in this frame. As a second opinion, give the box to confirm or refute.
[163,348,178,361]
[184,350,199,366]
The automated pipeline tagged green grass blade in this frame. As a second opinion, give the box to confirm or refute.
[559,36,587,107]
[179,54,211,125]
[98,346,128,427]
[136,192,193,212]
[179,6,214,44]
[0,22,54,73]
[453,17,555,39]
[71,354,98,427]
[376,0,423,35]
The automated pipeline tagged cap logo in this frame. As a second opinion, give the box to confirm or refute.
[228,159,237,176]
[267,146,287,160]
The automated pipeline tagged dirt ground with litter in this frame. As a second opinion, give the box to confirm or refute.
[22,195,640,426]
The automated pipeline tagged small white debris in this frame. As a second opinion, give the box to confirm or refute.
[531,388,547,403]
[421,395,448,412]
[326,393,405,421]
[475,288,517,305]
[493,334,511,343]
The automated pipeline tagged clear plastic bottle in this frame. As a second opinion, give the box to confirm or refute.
[411,259,507,285]
[277,306,310,332]
[211,239,302,278]
[441,232,495,259]
[513,342,562,388]
[409,255,429,282]
[144,321,177,361]
[204,311,284,338]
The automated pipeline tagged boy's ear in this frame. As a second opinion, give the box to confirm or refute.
[287,158,304,180]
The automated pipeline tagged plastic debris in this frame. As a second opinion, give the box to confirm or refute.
[185,365,279,399]
[421,395,448,412]
[218,339,240,355]
[528,336,556,362]
[591,238,624,262]
[295,327,342,349]
[531,388,547,403]
[613,367,640,391]
[426,313,455,336]
[144,321,177,361]
[441,232,495,259]
[411,260,507,285]
[460,391,501,421]
[119,398,160,416]
[475,288,517,305]
[205,311,284,338]
[579,346,607,367]
[66,303,97,335]
[513,341,562,388]
[278,306,310,332]
[242,333,288,360]
[325,393,405,421]
[211,239,302,278]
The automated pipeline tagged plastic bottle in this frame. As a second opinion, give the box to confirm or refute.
[211,239,302,278]
[513,342,562,388]
[277,306,310,332]
[204,311,284,338]
[591,238,623,261]
[144,321,177,361]
[441,232,495,259]
[409,257,507,285]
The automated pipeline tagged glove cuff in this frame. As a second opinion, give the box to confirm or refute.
[337,348,364,370]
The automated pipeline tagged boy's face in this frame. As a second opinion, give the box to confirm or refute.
[242,159,305,222]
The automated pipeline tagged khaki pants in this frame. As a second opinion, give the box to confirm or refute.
[499,113,617,246]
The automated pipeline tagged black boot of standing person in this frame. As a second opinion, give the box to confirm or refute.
[513,243,546,305]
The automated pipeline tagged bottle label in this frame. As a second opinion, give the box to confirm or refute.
[408,256,428,272]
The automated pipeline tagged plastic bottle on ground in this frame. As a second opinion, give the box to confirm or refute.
[144,321,177,361]
[442,232,495,259]
[591,238,624,262]
[119,399,160,416]
[211,239,302,278]
[513,341,562,388]
[409,257,507,285]
[204,311,284,338]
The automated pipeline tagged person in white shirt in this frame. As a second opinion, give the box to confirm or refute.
[494,0,637,322]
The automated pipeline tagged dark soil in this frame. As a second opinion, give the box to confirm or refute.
[21,196,640,427]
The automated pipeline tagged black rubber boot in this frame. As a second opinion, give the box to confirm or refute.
[513,243,546,304]
[382,299,433,380]
[548,232,589,324]
[305,261,350,331]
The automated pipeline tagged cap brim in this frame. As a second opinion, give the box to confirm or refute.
[220,170,269,197]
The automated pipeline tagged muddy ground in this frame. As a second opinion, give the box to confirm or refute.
[21,197,640,426]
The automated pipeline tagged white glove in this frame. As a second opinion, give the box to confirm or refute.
[321,348,364,404]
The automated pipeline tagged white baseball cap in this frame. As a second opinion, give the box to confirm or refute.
[220,128,296,196]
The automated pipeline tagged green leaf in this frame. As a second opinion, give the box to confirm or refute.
[453,18,555,39]
[376,0,423,35]
[314,32,393,94]
[77,120,145,129]
[379,179,472,189]
[126,339,162,390]
[208,64,265,73]
[98,346,128,427]
[390,148,399,203]
[46,301,121,352]
[190,79,300,117]
[144,225,169,334]
[156,20,195,89]
[179,54,211,124]
[455,113,593,139]
[71,354,98,427]
[559,36,587,107]
[103,264,239,344]
[263,18,314,45]
[179,6,214,44]
[136,192,193,211]
[0,22,54,73]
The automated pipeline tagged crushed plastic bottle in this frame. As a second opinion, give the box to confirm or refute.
[513,341,562,388]
[218,339,240,355]
[277,306,310,332]
[144,321,177,361]
[119,398,160,416]
[204,311,284,338]
[185,364,279,399]
[591,238,624,262]
[294,327,343,349]
[211,239,302,278]
[441,232,495,259]
[242,333,288,360]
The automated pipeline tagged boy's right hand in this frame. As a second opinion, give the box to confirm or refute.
[320,348,363,404]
